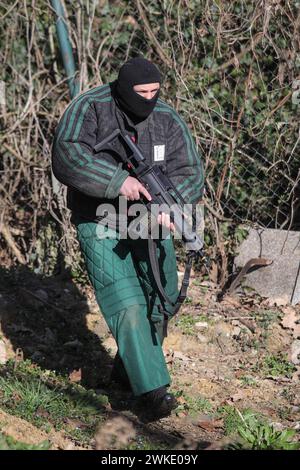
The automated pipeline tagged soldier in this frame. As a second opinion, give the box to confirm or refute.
[52,57,204,418]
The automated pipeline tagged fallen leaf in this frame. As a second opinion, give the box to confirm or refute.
[234,370,246,379]
[176,411,188,418]
[230,390,248,402]
[281,308,300,339]
[11,391,22,402]
[124,15,138,28]
[197,26,208,37]
[36,407,51,419]
[221,295,241,308]
[197,418,224,431]
[69,368,82,383]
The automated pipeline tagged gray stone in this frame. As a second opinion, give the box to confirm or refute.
[232,326,241,337]
[195,321,208,329]
[234,228,300,305]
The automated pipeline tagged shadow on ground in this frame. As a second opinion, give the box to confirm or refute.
[0,265,113,389]
[0,265,214,449]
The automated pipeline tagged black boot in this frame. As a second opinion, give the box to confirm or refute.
[141,386,177,418]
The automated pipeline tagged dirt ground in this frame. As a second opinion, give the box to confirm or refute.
[0,265,299,450]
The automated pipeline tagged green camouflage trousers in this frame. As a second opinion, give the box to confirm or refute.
[74,217,179,396]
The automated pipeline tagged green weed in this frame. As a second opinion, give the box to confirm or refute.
[218,406,300,450]
[217,404,247,436]
[231,411,300,450]
[0,359,108,446]
[175,314,210,336]
[0,433,50,450]
[254,310,282,329]
[175,391,213,416]
[261,354,295,378]
[126,436,169,451]
[239,375,257,387]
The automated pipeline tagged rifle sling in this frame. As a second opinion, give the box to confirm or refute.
[148,238,194,326]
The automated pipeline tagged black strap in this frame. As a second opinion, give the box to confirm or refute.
[148,237,195,317]
[172,253,194,316]
[148,237,175,306]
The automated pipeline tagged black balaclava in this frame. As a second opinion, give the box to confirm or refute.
[115,57,161,121]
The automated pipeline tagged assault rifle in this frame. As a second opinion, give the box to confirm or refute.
[94,129,204,316]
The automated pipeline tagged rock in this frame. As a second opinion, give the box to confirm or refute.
[232,326,241,337]
[291,406,300,413]
[195,321,208,330]
[267,296,290,307]
[234,228,300,305]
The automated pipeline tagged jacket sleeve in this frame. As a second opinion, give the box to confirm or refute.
[166,112,204,205]
[51,98,129,199]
